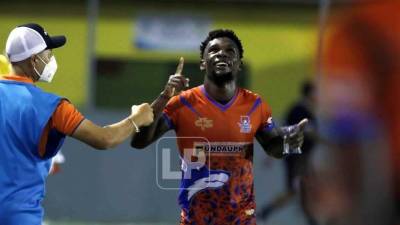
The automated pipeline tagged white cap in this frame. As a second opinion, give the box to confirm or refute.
[6,27,47,62]
[5,23,66,62]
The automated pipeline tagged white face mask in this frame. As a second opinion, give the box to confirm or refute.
[34,55,58,82]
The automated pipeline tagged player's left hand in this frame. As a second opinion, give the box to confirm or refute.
[284,118,308,149]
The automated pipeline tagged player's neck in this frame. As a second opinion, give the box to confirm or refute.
[203,78,237,103]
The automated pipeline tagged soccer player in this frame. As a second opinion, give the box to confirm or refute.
[0,23,154,225]
[131,29,307,225]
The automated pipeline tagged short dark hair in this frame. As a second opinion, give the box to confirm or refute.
[200,29,244,59]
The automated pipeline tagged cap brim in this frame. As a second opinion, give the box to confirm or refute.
[47,35,66,49]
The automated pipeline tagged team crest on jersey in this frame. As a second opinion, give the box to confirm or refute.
[195,117,213,131]
[238,116,252,133]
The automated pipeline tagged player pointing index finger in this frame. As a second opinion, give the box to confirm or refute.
[170,57,189,97]
[132,29,309,225]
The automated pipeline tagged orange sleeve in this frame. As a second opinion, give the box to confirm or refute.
[162,95,181,129]
[51,99,85,135]
[38,100,84,157]
[258,99,275,132]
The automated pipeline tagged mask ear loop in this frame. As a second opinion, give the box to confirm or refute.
[33,66,41,77]
[36,55,48,64]
[32,56,41,77]
[32,55,47,78]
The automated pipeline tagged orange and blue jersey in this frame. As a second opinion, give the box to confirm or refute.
[163,85,274,225]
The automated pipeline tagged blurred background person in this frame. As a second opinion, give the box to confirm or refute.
[49,151,66,175]
[43,151,66,225]
[259,80,318,225]
[307,0,399,224]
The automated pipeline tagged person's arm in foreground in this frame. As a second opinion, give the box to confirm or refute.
[72,103,154,150]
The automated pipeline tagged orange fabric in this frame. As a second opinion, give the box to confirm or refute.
[259,99,273,131]
[2,75,84,157]
[1,74,34,83]
[38,100,84,157]
[322,0,400,198]
[164,86,272,224]
[50,100,85,135]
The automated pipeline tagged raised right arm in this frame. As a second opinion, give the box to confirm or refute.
[131,57,188,149]
[130,94,172,149]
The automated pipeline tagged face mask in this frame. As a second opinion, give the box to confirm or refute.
[34,55,58,82]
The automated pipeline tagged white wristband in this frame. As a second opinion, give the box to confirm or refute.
[129,118,140,133]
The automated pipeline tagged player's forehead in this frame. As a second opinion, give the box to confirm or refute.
[205,37,238,51]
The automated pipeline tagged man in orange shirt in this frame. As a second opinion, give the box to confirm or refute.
[307,1,400,224]
[0,23,154,225]
[131,29,308,225]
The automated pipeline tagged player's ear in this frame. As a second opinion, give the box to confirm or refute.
[200,59,206,71]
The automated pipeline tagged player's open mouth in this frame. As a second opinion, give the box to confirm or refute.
[214,61,230,69]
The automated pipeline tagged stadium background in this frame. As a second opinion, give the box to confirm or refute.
[0,0,318,224]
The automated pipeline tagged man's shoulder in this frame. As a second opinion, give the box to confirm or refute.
[178,86,203,102]
[239,88,263,102]
[1,79,62,101]
[165,86,201,109]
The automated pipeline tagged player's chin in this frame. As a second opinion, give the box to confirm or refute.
[213,69,233,77]
[212,72,234,81]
